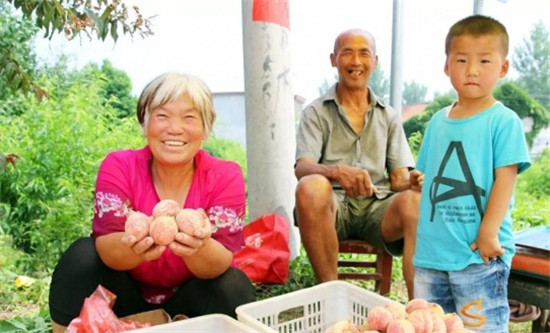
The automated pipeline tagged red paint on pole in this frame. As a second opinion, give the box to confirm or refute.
[252,0,290,29]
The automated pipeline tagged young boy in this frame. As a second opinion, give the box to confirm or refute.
[412,15,531,333]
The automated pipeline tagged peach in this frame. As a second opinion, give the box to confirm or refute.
[432,316,447,332]
[429,302,445,319]
[450,329,475,333]
[406,309,434,333]
[444,313,464,332]
[324,319,360,333]
[405,298,430,313]
[386,318,414,333]
[384,302,407,320]
[366,306,393,332]
[175,208,203,234]
[124,211,151,239]
[149,215,178,245]
[152,199,181,218]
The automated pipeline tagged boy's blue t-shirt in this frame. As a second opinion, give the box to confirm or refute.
[414,102,531,270]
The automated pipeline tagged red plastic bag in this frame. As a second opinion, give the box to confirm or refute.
[67,285,151,333]
[234,214,290,284]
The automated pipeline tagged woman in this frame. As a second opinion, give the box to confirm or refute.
[49,72,256,332]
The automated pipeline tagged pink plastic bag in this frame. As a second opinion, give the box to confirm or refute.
[67,285,151,333]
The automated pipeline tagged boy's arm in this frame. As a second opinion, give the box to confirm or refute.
[470,164,518,262]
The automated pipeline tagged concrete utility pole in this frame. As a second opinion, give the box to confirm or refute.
[241,0,299,258]
[390,0,404,114]
[473,0,486,14]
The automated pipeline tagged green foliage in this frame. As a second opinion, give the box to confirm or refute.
[203,135,248,180]
[369,66,390,100]
[2,0,153,99]
[0,68,144,272]
[402,80,428,105]
[512,21,550,111]
[407,131,423,159]
[0,2,43,101]
[494,81,550,147]
[404,83,549,149]
[403,94,454,138]
[0,313,51,333]
[8,0,153,41]
[512,149,550,229]
[516,148,550,199]
[84,60,138,118]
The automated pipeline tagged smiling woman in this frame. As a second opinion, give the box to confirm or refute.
[48,72,256,333]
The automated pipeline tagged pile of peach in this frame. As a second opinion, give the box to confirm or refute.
[124,199,203,245]
[326,298,474,333]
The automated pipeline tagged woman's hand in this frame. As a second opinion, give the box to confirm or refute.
[169,208,212,257]
[121,233,166,261]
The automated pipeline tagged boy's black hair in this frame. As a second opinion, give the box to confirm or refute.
[445,15,509,56]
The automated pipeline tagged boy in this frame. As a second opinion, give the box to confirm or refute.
[412,15,531,333]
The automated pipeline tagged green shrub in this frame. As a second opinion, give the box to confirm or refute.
[0,72,144,272]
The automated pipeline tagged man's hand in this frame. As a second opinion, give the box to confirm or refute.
[336,165,377,197]
[410,170,424,192]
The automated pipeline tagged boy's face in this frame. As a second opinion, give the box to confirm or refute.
[444,34,509,101]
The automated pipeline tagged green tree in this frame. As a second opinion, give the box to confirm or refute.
[402,80,428,105]
[2,0,153,98]
[0,2,39,109]
[0,63,145,271]
[403,94,454,138]
[494,81,550,147]
[404,83,549,149]
[85,60,137,118]
[369,66,390,99]
[512,21,550,111]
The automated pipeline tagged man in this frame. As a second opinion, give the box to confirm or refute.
[294,28,421,299]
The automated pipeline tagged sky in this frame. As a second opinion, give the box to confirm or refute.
[35,0,550,105]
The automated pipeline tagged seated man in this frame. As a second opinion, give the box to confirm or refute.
[294,28,421,299]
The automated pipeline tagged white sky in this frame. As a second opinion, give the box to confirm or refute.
[35,0,550,105]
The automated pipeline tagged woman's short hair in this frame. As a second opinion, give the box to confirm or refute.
[137,72,216,138]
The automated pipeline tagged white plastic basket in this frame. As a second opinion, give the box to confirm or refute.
[128,313,258,332]
[236,280,398,333]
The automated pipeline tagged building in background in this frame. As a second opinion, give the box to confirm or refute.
[212,92,305,148]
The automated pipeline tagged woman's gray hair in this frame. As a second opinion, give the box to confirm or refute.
[137,72,216,138]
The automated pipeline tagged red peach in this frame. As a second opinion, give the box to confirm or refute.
[324,319,360,333]
[405,298,430,313]
[149,215,178,245]
[444,313,464,332]
[366,306,393,332]
[152,199,181,218]
[432,316,447,332]
[175,208,203,234]
[386,318,415,333]
[429,302,445,319]
[384,302,407,320]
[124,211,151,239]
[406,309,434,333]
[450,329,475,333]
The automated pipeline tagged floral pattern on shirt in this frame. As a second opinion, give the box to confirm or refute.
[94,191,129,218]
[207,206,244,233]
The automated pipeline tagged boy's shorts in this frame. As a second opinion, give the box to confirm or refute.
[333,190,404,256]
[414,259,511,333]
